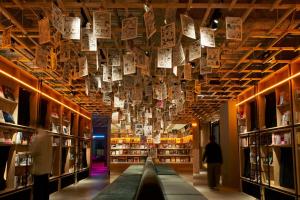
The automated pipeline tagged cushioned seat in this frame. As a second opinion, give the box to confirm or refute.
[165,194,208,200]
[123,165,144,175]
[135,168,165,200]
[156,165,177,175]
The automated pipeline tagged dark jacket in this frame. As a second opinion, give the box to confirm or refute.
[202,142,223,164]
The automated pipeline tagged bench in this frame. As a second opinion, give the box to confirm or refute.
[93,159,207,200]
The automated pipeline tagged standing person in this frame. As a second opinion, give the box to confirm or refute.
[30,127,52,200]
[202,135,223,190]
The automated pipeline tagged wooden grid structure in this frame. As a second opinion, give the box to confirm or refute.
[0,0,299,122]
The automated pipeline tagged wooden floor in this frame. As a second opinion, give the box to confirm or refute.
[50,170,256,200]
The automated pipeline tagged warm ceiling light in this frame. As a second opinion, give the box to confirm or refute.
[0,69,91,120]
[192,122,197,127]
[236,71,300,106]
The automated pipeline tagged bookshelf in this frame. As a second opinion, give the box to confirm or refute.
[238,63,300,199]
[0,59,92,199]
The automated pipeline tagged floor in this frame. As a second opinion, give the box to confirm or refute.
[50,169,256,200]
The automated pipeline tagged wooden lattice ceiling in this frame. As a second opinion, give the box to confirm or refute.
[0,0,299,123]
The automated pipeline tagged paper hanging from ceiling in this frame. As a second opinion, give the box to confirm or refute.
[144,7,156,39]
[123,53,136,75]
[81,28,97,51]
[200,57,212,74]
[112,66,123,81]
[157,48,172,68]
[52,3,64,34]
[96,53,100,71]
[132,87,143,102]
[161,22,176,48]
[103,93,112,106]
[200,27,215,47]
[207,48,220,68]
[38,17,51,44]
[114,96,125,108]
[121,17,138,40]
[226,17,242,40]
[153,132,161,144]
[144,125,152,136]
[189,40,201,61]
[162,83,168,100]
[95,75,101,89]
[101,81,112,93]
[93,11,111,39]
[195,80,201,94]
[103,65,112,82]
[35,47,48,68]
[153,83,162,100]
[172,43,185,67]
[135,50,146,69]
[63,17,81,40]
[180,14,196,39]
[173,66,177,76]
[85,77,89,96]
[78,56,88,77]
[107,49,121,66]
[50,48,57,70]
[59,41,70,62]
[185,90,194,102]
[184,63,192,80]
[135,124,144,136]
[1,27,11,48]
[112,112,119,124]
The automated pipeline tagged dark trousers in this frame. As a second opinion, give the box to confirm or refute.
[33,174,49,200]
[207,163,221,188]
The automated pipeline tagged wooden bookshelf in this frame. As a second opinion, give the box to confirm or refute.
[0,57,92,199]
[237,63,300,199]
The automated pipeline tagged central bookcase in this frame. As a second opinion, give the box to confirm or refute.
[109,125,193,172]
[237,62,300,200]
[0,57,92,200]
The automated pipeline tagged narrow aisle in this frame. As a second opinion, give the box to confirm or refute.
[50,173,109,200]
[180,171,256,200]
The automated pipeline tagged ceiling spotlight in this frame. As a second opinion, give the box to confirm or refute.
[210,9,222,30]
[213,19,219,24]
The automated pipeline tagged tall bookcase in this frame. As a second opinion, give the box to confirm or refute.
[0,56,92,200]
[237,62,300,200]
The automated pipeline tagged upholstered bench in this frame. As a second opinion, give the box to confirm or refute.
[93,160,207,200]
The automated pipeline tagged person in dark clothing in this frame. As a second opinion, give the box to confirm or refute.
[202,135,223,189]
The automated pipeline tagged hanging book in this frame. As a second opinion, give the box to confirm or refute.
[81,28,97,51]
[63,17,81,40]
[59,41,71,62]
[114,96,125,108]
[161,22,176,48]
[185,91,194,102]
[134,124,143,136]
[162,82,168,100]
[172,43,185,67]
[112,112,119,124]
[50,48,57,70]
[95,75,101,89]
[78,56,88,77]
[52,3,64,34]
[173,66,177,76]
[195,80,201,94]
[189,40,201,61]
[135,50,146,69]
[123,53,136,75]
[35,47,48,68]
[144,7,156,39]
[180,14,196,39]
[1,27,11,48]
[157,48,172,69]
[121,17,138,40]
[200,57,212,74]
[38,17,51,44]
[184,63,192,80]
[103,93,112,106]
[144,125,152,136]
[200,27,215,47]
[107,49,121,66]
[101,81,112,93]
[226,17,242,40]
[153,132,161,144]
[85,77,89,96]
[207,48,220,68]
[112,66,123,81]
[103,65,112,82]
[153,83,162,100]
[93,11,111,39]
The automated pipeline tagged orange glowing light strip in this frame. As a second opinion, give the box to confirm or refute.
[236,71,300,106]
[0,69,91,120]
